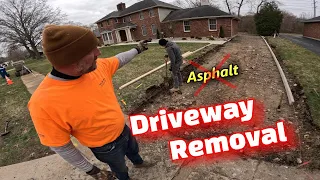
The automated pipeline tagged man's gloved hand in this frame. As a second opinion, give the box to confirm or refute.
[135,38,152,54]
[87,165,116,180]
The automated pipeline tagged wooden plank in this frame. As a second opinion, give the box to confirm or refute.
[118,50,194,90]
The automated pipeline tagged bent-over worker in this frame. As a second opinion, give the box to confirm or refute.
[159,38,183,92]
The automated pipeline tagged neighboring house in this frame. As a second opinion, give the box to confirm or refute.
[95,0,239,45]
[303,16,320,40]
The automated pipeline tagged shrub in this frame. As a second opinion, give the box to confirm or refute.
[219,26,225,38]
[182,37,187,40]
[254,1,283,36]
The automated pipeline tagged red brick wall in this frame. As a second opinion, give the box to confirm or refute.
[161,18,235,38]
[303,22,320,40]
[129,8,161,41]
[98,8,162,42]
[232,19,239,36]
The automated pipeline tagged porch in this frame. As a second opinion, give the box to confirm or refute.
[101,23,137,45]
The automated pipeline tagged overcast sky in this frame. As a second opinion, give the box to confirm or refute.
[47,0,319,25]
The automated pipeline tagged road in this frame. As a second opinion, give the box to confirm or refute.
[280,34,320,56]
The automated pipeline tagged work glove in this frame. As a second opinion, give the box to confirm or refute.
[87,165,116,180]
[135,38,152,54]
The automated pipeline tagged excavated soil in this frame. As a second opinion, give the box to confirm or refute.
[128,35,320,170]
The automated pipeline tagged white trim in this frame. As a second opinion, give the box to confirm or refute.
[183,20,191,32]
[208,19,217,31]
[113,25,137,31]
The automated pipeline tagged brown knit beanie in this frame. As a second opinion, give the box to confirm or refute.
[42,24,98,67]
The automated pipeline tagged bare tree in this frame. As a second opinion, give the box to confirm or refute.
[0,0,65,59]
[225,0,232,14]
[236,0,245,16]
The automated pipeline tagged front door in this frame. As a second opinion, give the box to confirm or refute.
[119,30,127,42]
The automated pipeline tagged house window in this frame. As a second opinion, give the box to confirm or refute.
[123,18,126,23]
[100,23,103,28]
[107,20,110,25]
[139,12,144,20]
[183,21,190,32]
[129,16,132,21]
[141,25,147,36]
[209,19,217,31]
[115,18,119,23]
[151,24,157,35]
[102,34,108,41]
[149,9,155,17]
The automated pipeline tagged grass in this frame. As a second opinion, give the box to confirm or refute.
[0,76,52,167]
[24,43,209,110]
[0,42,208,166]
[267,37,320,127]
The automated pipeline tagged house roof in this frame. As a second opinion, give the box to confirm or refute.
[96,0,181,23]
[303,16,320,23]
[163,5,237,22]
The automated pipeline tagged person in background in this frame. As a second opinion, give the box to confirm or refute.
[0,64,10,79]
[158,38,183,92]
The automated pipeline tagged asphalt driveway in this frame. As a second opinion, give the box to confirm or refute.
[280,34,320,56]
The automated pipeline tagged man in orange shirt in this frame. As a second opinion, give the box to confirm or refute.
[28,25,154,180]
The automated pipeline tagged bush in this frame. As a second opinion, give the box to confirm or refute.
[219,26,225,38]
[254,1,283,36]
[182,37,187,40]
[209,37,215,40]
[191,36,195,38]
[195,37,202,40]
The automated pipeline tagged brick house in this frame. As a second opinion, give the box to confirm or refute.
[95,0,239,45]
[303,16,320,40]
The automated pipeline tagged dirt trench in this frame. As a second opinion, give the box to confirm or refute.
[127,34,320,170]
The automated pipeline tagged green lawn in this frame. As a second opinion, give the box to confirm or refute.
[25,43,209,110]
[267,37,320,127]
[0,76,52,167]
[0,42,209,166]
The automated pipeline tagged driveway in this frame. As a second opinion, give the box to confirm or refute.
[280,34,320,56]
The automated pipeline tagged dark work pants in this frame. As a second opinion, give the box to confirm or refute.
[171,61,183,88]
[90,125,143,180]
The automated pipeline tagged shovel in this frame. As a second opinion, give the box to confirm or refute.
[1,121,10,136]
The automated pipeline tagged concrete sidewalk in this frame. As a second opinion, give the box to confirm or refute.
[20,72,45,94]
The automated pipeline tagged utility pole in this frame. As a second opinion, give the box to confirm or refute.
[314,0,317,17]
